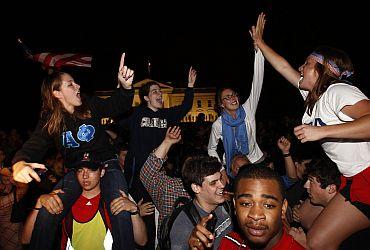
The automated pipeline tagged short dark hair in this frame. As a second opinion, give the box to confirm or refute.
[305,158,341,189]
[139,81,160,104]
[234,166,286,200]
[181,154,222,195]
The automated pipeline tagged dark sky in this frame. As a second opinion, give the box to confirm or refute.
[3,1,370,133]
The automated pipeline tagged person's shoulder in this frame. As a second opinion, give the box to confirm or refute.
[290,238,306,250]
[281,229,305,250]
[172,208,188,225]
[325,83,367,100]
[219,231,247,249]
[326,82,358,94]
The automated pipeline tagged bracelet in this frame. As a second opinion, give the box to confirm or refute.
[129,205,140,215]
[283,153,291,157]
[130,209,139,215]
[33,207,41,210]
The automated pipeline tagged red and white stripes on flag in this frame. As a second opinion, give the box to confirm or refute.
[32,53,92,69]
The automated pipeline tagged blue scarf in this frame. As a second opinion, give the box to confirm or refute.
[221,107,249,176]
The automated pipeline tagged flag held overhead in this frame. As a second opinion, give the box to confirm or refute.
[17,38,92,69]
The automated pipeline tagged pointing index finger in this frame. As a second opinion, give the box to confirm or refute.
[119,53,126,70]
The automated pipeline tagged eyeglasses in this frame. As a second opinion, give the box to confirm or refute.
[150,89,162,95]
[222,93,238,101]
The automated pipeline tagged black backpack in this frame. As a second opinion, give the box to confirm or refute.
[157,196,200,250]
[157,196,232,250]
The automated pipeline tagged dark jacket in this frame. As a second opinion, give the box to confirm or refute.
[122,87,194,178]
[12,88,134,169]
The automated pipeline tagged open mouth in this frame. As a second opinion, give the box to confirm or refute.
[156,98,163,104]
[299,76,304,84]
[216,189,224,196]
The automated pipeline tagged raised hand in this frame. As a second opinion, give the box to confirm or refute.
[164,126,182,145]
[13,161,47,183]
[277,136,291,154]
[188,66,197,88]
[117,53,134,89]
[249,12,266,50]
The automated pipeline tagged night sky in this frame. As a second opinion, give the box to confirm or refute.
[3,1,370,133]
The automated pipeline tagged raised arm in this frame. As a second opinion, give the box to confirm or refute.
[154,126,182,159]
[251,12,301,87]
[91,53,134,117]
[188,66,197,88]
[240,10,265,117]
[140,126,183,201]
[167,68,196,123]
[117,53,134,90]
[277,136,297,179]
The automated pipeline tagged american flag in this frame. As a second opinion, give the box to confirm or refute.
[32,53,92,69]
[17,38,92,69]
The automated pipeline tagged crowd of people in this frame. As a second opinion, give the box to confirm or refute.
[1,11,369,250]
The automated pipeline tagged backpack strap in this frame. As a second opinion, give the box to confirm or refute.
[222,200,232,215]
[184,201,231,227]
[183,201,201,226]
[172,196,191,209]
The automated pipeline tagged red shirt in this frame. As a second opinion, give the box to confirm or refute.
[218,229,304,250]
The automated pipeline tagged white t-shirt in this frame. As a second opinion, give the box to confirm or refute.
[300,83,370,177]
[208,49,264,164]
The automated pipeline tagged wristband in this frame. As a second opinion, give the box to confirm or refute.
[33,207,41,210]
[130,209,139,215]
[283,153,291,157]
[129,206,140,215]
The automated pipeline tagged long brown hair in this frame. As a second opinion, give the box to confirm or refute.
[305,46,354,115]
[40,71,90,136]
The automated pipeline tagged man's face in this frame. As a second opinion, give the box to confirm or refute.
[145,84,163,111]
[295,159,311,179]
[304,176,329,206]
[76,167,103,192]
[234,178,287,249]
[231,157,249,177]
[198,172,225,206]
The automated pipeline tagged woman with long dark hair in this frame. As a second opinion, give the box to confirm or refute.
[12,53,136,249]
